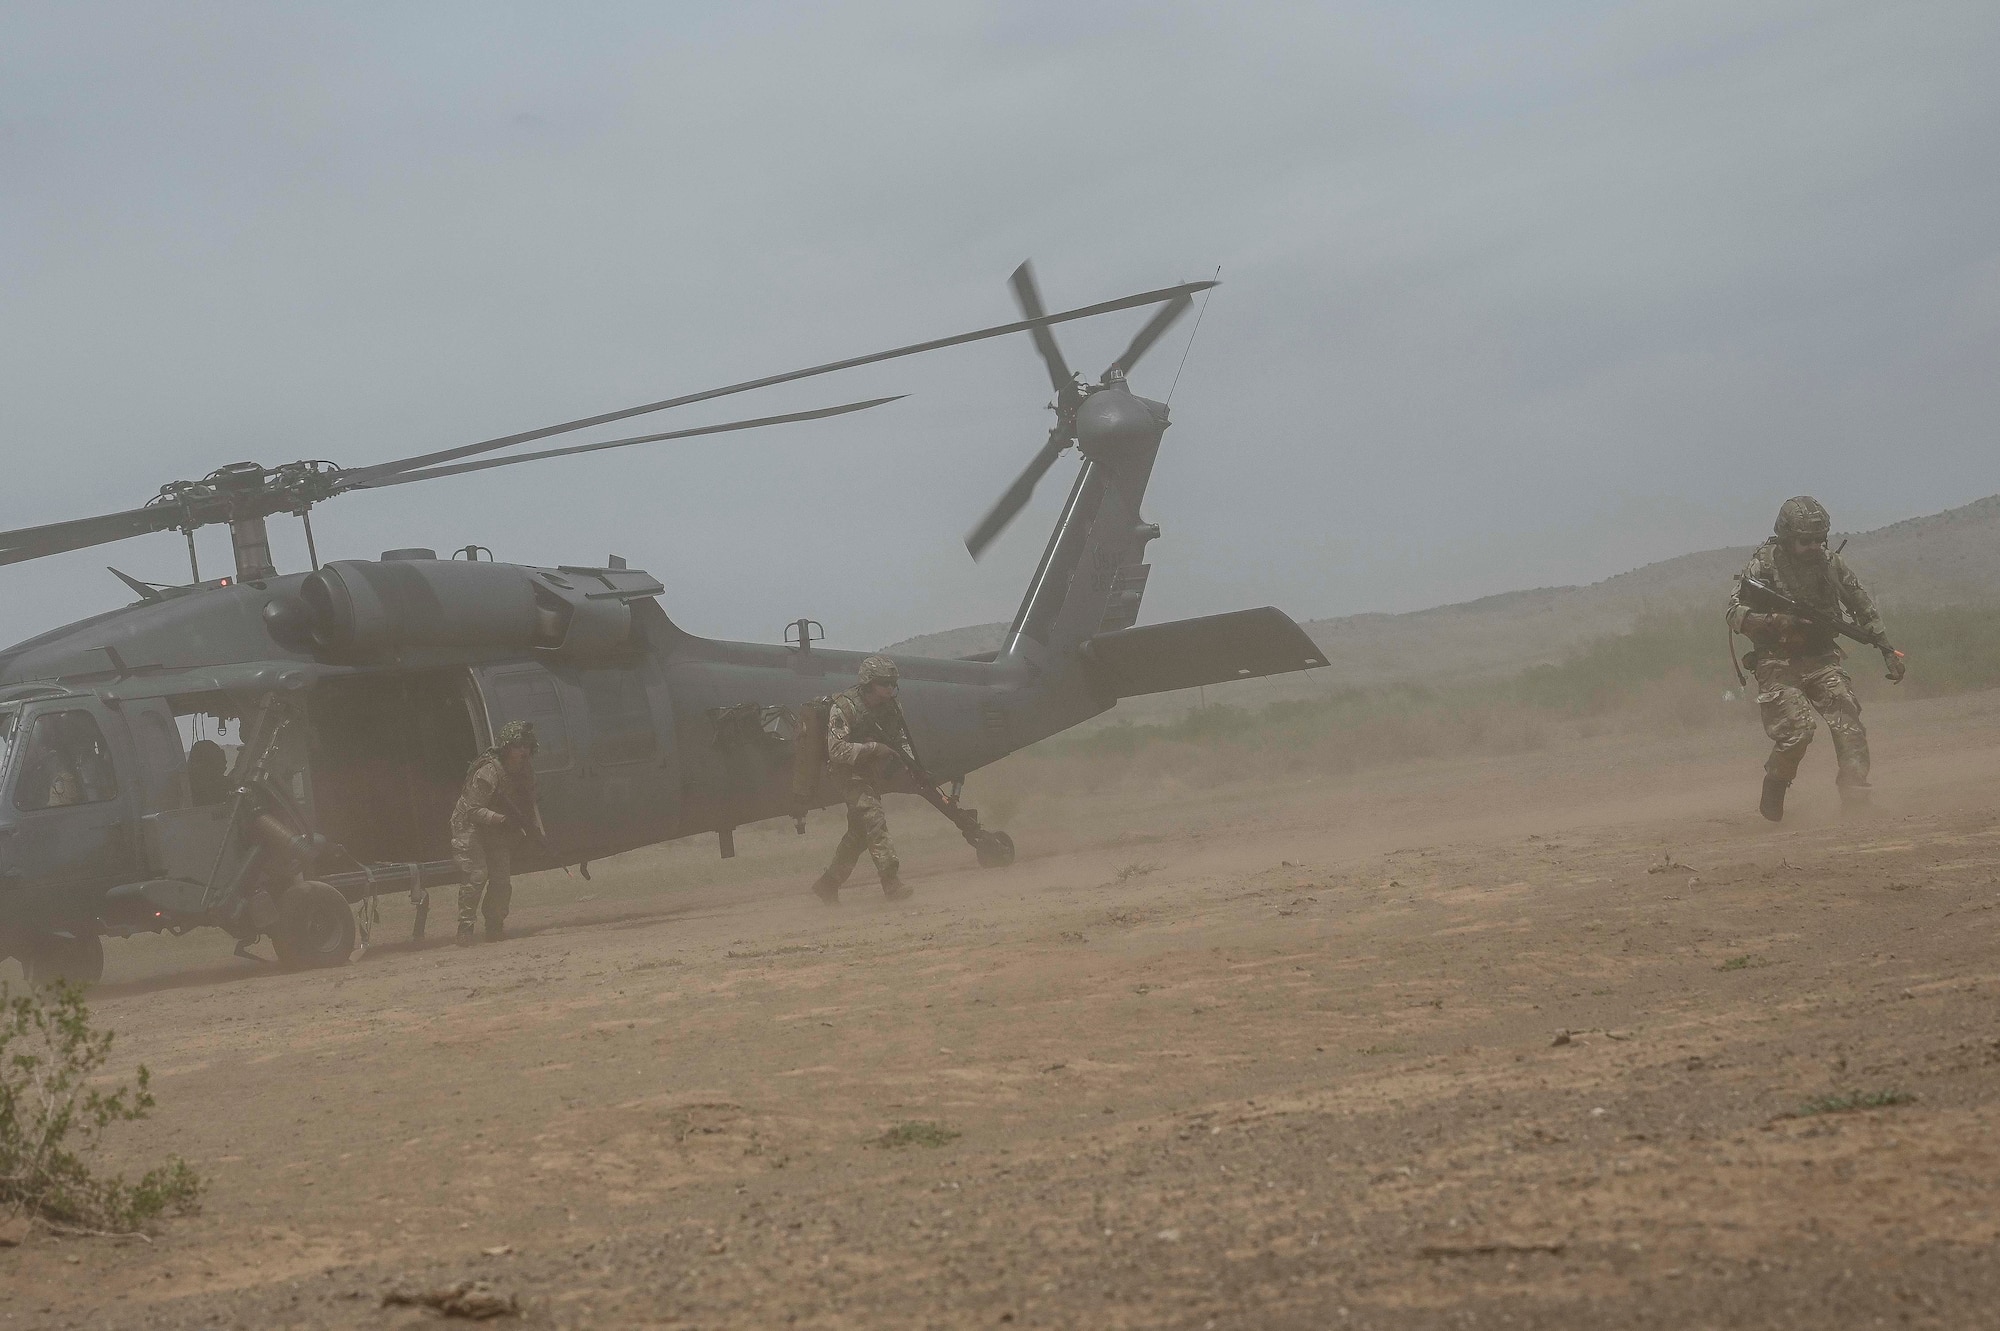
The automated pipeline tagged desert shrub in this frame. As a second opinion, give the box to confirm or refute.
[1030,612,1729,772]
[0,982,202,1233]
[1791,1088,1916,1117]
[977,604,2000,805]
[873,1121,961,1148]
[1507,608,1725,713]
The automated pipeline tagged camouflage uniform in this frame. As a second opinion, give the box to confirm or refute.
[814,657,910,901]
[1727,498,1897,812]
[451,721,541,937]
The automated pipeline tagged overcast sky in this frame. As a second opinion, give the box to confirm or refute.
[3,1,1996,650]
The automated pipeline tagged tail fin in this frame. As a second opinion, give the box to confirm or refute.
[1001,383,1165,667]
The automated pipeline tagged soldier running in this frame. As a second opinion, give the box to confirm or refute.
[1727,496,1906,822]
[811,655,913,904]
[450,719,545,944]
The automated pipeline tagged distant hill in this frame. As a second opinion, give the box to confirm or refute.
[889,495,2000,692]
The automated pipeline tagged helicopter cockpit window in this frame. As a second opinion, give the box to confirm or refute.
[13,710,121,812]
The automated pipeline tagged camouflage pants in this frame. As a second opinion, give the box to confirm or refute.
[1754,651,1869,785]
[451,826,513,928]
[821,788,900,888]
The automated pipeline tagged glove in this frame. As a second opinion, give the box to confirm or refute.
[1881,645,1907,683]
[857,742,895,763]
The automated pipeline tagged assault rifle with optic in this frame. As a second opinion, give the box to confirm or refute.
[1733,575,1905,685]
[1735,575,1888,649]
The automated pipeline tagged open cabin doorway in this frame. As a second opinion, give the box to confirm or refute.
[305,671,480,864]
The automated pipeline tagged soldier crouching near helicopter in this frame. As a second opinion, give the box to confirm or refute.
[1727,496,1906,822]
[810,655,914,904]
[449,720,545,944]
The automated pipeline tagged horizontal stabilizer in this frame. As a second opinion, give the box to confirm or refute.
[1080,607,1325,699]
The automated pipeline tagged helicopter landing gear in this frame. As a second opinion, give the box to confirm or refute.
[270,881,357,970]
[974,830,1015,869]
[16,930,106,987]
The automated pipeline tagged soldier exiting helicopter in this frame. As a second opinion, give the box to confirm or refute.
[449,720,546,944]
[1727,496,1906,822]
[811,655,914,904]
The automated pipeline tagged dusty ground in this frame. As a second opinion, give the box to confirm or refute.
[6,690,2000,1329]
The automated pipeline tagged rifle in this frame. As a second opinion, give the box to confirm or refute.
[493,770,550,855]
[1734,574,1905,683]
[1736,575,1889,650]
[878,705,1014,868]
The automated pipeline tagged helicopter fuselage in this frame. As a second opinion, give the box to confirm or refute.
[0,554,1098,964]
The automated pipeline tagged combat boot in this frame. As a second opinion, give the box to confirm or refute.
[1759,774,1789,822]
[1839,782,1873,816]
[881,877,913,902]
[485,918,505,943]
[455,922,476,947]
[811,874,841,906]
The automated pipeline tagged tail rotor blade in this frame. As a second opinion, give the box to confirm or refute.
[1106,293,1192,381]
[1008,261,1077,402]
[965,428,1069,560]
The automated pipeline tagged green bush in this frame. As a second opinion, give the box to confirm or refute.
[1505,609,1722,711]
[873,1120,961,1148]
[0,982,202,1233]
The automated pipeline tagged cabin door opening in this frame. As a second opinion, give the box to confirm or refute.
[305,671,480,864]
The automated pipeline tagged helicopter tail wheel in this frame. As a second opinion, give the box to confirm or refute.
[20,930,106,988]
[974,830,1015,869]
[271,881,357,970]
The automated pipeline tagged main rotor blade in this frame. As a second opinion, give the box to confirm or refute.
[346,396,905,490]
[0,504,180,568]
[1008,261,1077,401]
[964,428,1070,561]
[345,277,1216,484]
[1105,292,1192,381]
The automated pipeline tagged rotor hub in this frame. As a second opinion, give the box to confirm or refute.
[1074,386,1167,459]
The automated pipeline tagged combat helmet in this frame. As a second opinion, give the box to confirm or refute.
[495,719,539,754]
[1774,496,1831,543]
[857,655,900,686]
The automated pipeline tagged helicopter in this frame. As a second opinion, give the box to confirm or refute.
[0,264,1326,985]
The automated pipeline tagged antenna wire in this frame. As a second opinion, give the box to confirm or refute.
[1166,265,1222,405]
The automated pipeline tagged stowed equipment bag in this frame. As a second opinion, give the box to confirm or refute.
[790,696,834,823]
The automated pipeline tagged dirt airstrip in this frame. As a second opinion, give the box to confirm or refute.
[5,690,2000,1328]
